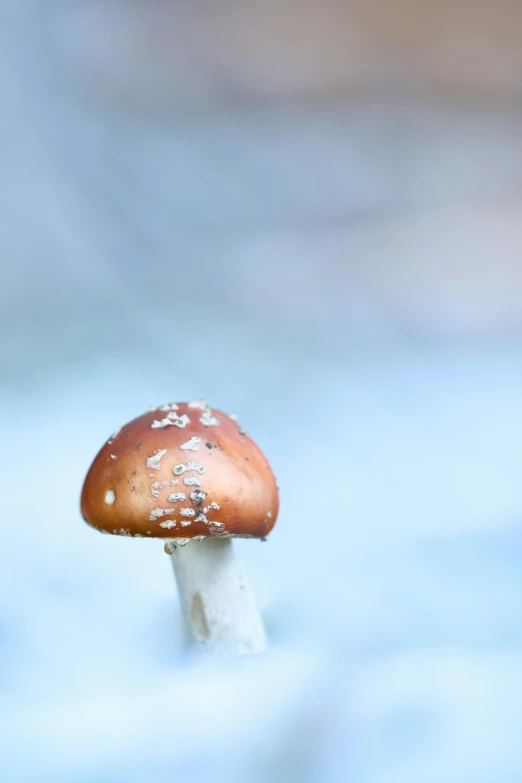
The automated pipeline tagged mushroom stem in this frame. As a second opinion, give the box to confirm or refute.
[169,538,266,655]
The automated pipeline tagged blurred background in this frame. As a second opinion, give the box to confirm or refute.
[1,1,522,781]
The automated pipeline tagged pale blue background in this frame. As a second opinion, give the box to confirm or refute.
[1,2,522,782]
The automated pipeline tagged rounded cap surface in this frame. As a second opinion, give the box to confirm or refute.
[81,402,279,540]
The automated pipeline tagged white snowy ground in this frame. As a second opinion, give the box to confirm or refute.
[1,343,522,783]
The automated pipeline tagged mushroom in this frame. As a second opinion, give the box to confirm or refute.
[80,402,279,655]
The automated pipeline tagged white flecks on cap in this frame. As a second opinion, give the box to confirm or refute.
[149,508,176,521]
[147,449,167,470]
[150,481,168,498]
[208,522,227,536]
[267,511,272,518]
[146,530,151,535]
[228,413,238,421]
[180,521,192,527]
[119,528,132,536]
[200,411,220,427]
[168,492,185,502]
[180,508,196,517]
[159,520,177,529]
[195,512,207,523]
[180,436,201,451]
[239,428,246,435]
[104,490,116,505]
[173,460,205,476]
[110,454,117,460]
[170,479,180,486]
[134,534,144,538]
[190,490,206,504]
[166,412,190,428]
[154,403,179,412]
[203,502,220,513]
[151,418,175,428]
[188,399,207,410]
[184,477,201,487]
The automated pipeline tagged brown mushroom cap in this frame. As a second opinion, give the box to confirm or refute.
[80,402,279,540]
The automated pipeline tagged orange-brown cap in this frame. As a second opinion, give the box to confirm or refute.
[81,402,279,540]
